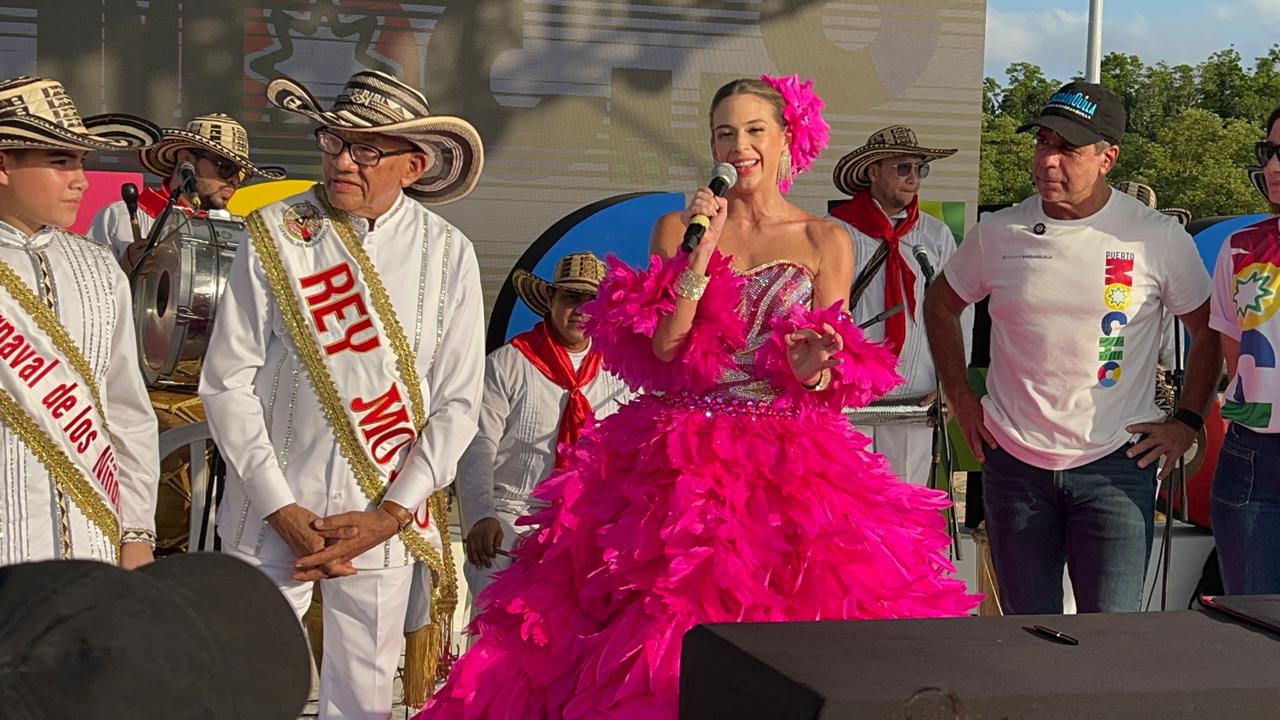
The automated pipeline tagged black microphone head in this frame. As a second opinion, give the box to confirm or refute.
[911,244,929,261]
[121,183,138,208]
[175,161,197,193]
[708,162,738,195]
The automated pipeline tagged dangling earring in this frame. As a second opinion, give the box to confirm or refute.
[777,149,793,186]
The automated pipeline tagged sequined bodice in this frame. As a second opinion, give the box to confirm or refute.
[715,261,813,401]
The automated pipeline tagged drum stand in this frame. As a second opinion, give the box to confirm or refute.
[1158,316,1190,611]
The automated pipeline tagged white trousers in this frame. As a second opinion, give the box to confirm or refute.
[461,510,520,623]
[226,548,413,720]
[857,423,935,486]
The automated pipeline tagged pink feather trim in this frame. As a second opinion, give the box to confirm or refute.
[759,300,902,411]
[582,251,747,394]
[760,73,830,193]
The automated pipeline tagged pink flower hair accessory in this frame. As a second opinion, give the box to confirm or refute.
[760,73,830,193]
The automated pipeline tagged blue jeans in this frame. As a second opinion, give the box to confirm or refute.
[982,442,1156,614]
[1211,423,1280,594]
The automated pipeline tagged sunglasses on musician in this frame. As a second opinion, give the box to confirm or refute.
[195,152,246,183]
[1255,141,1280,166]
[891,161,930,179]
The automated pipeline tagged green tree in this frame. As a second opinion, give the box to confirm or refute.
[997,62,1058,123]
[979,113,1035,204]
[1123,108,1266,217]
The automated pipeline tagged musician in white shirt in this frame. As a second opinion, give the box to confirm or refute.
[458,252,635,610]
[828,126,972,486]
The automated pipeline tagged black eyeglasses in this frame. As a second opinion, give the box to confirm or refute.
[1255,141,1280,166]
[195,151,245,183]
[315,128,418,167]
[892,161,930,179]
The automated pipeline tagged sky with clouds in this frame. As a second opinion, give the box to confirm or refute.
[984,0,1280,83]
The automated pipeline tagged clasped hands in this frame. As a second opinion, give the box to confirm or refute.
[267,502,409,581]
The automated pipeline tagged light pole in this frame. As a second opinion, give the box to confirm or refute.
[1086,0,1104,82]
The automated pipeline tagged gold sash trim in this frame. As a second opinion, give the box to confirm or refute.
[246,194,457,638]
[0,388,119,547]
[0,259,119,546]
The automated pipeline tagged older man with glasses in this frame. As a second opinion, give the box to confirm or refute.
[89,113,285,269]
[827,126,971,489]
[199,71,486,718]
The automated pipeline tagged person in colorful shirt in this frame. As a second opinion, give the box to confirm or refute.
[1207,104,1280,594]
[925,82,1221,614]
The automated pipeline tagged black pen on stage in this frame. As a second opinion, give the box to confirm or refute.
[1030,624,1079,646]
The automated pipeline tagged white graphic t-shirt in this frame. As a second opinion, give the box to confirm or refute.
[945,189,1211,470]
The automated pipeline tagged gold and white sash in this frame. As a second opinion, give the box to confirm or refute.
[0,259,120,543]
[246,188,456,618]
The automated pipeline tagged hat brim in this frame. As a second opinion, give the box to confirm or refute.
[1158,207,1192,226]
[832,144,957,195]
[139,553,311,719]
[511,268,553,316]
[140,129,287,181]
[1017,114,1109,148]
[0,112,161,151]
[267,76,483,205]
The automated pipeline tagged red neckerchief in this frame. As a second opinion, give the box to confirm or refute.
[830,190,921,356]
[135,185,203,219]
[509,321,604,469]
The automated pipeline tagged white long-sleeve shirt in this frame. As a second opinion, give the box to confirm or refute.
[0,221,159,564]
[199,190,485,569]
[88,200,153,260]
[829,205,973,394]
[456,343,634,534]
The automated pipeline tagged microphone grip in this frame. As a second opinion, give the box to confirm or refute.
[681,215,710,254]
[913,248,937,285]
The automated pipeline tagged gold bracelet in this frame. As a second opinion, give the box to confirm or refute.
[674,267,710,302]
[804,368,833,392]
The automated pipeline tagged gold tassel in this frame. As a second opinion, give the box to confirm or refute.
[402,621,442,708]
[304,587,325,666]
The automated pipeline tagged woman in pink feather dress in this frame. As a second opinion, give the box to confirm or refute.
[417,75,979,720]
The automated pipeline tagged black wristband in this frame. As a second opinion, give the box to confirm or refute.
[1173,408,1204,432]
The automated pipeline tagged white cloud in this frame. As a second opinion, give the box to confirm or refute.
[1248,0,1280,21]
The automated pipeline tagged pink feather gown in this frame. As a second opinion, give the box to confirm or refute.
[417,251,980,719]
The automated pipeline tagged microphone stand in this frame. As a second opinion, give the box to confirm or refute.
[919,265,962,561]
[128,178,188,284]
[1159,315,1188,611]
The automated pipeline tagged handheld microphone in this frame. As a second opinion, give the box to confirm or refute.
[912,244,936,285]
[120,183,143,245]
[174,161,198,199]
[681,163,738,253]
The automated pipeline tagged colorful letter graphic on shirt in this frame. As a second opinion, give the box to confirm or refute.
[1097,252,1135,388]
[1223,224,1280,427]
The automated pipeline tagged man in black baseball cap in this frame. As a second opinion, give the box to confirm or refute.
[924,79,1221,617]
[1016,80,1126,147]
[0,553,311,719]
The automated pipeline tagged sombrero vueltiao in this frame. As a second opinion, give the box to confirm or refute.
[1114,180,1192,226]
[265,70,483,205]
[140,113,285,181]
[832,125,957,196]
[0,76,160,151]
[511,252,607,317]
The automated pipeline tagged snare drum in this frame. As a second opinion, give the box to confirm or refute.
[132,211,244,389]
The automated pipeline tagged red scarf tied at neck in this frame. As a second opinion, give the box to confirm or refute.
[509,320,603,468]
[830,189,920,356]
